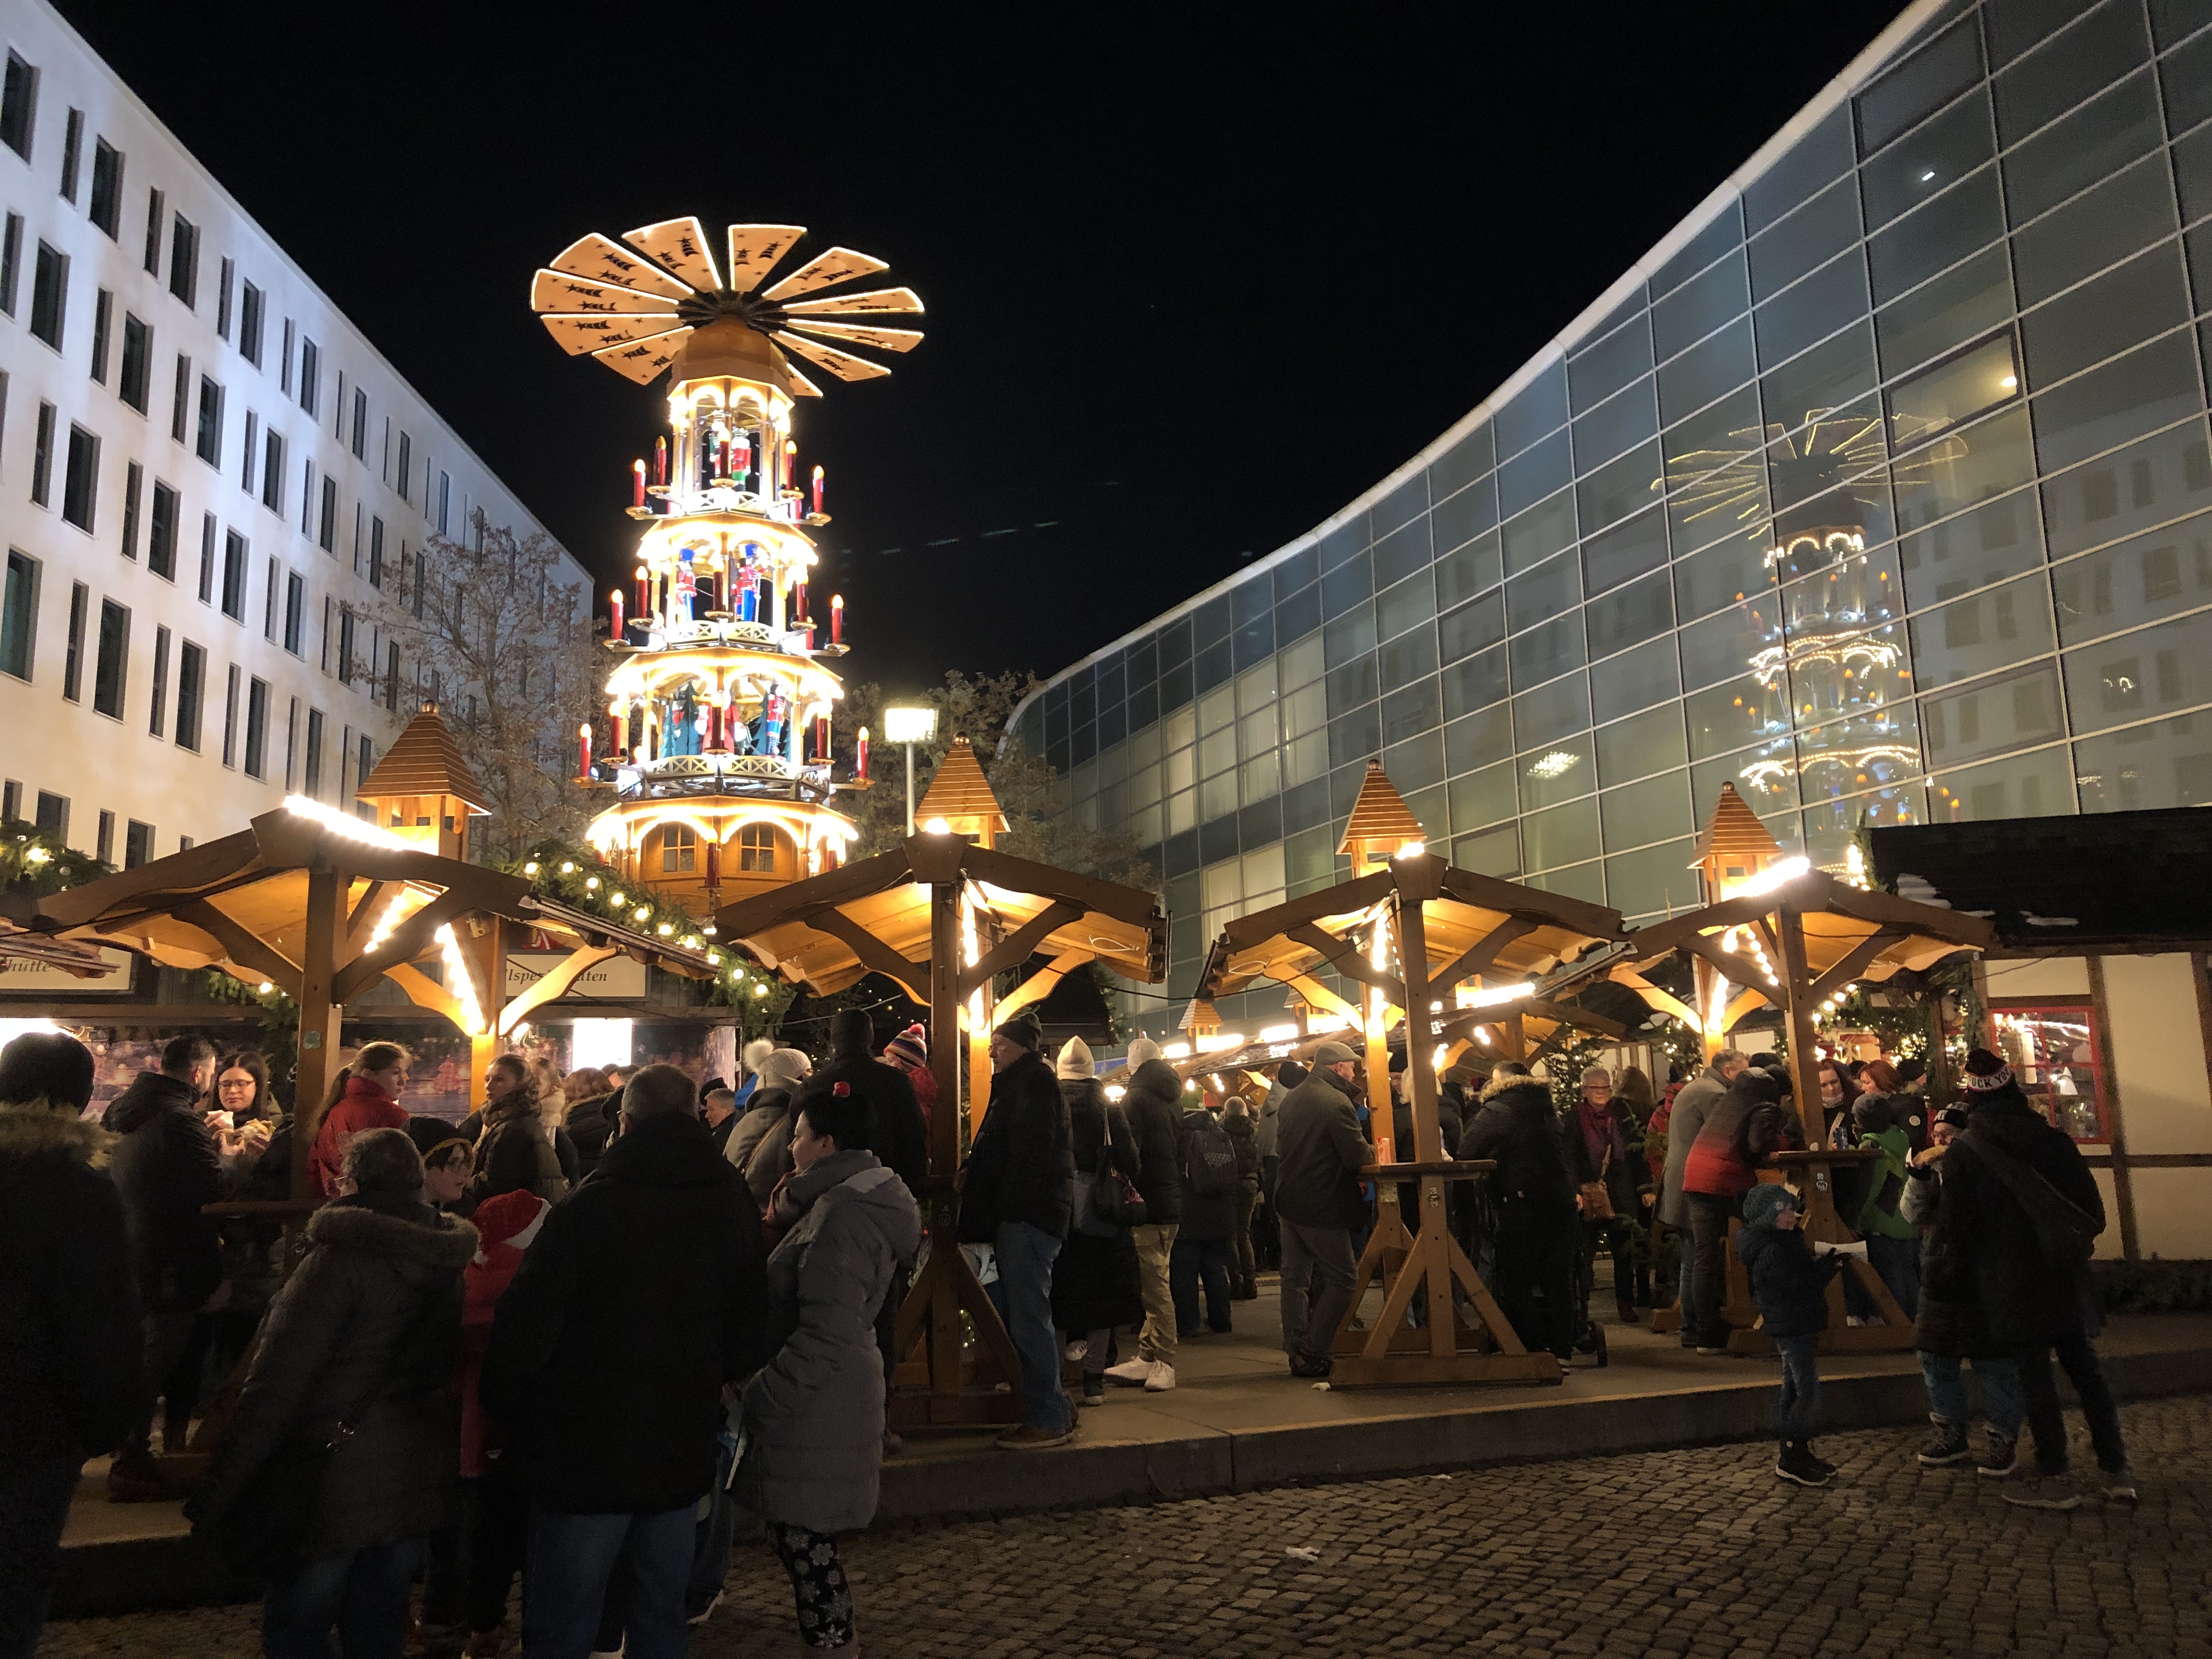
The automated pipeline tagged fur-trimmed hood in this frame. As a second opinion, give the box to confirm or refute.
[0,1102,112,1167]
[1480,1069,1544,1104]
[306,1197,479,1272]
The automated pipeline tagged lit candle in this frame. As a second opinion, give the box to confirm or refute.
[609,588,624,638]
[783,438,797,492]
[793,579,808,623]
[653,436,668,486]
[718,437,730,480]
[812,464,824,515]
[856,726,869,781]
[830,593,843,645]
[631,459,645,510]
[634,565,649,621]
[577,722,592,781]
[815,714,830,759]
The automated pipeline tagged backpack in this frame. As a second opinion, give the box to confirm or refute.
[1184,1114,1238,1200]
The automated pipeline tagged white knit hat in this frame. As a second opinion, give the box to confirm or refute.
[1125,1035,1163,1069]
[758,1048,812,1092]
[1056,1037,1095,1080]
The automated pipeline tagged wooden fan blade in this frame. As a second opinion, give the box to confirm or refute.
[547,233,693,300]
[782,361,824,398]
[780,285,924,317]
[540,313,692,355]
[622,217,723,293]
[785,319,924,354]
[531,269,682,317]
[590,326,693,385]
[726,224,808,295]
[771,330,893,382]
[761,246,890,302]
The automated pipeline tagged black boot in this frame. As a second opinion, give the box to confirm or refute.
[1774,1440,1832,1487]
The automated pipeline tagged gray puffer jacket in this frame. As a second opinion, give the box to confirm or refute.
[735,1150,922,1535]
[188,1196,475,1560]
[1657,1063,1729,1227]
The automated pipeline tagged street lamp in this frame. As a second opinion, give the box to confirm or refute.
[882,706,938,834]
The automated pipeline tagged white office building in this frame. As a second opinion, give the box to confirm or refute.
[0,0,584,865]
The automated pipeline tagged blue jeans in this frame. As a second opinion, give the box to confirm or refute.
[262,1539,422,1659]
[2018,1331,2129,1477]
[0,1453,83,1659]
[1917,1350,2024,1432]
[1170,1236,1233,1335]
[523,1504,693,1659]
[1774,1334,1821,1441]
[995,1221,1068,1431]
[686,1428,738,1618]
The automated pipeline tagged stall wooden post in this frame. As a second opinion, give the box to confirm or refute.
[290,862,345,1206]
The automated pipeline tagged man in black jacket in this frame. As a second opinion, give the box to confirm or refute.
[1103,1040,1184,1392]
[483,1064,768,1657]
[958,1012,1075,1448]
[104,1034,220,1498]
[1461,1064,1579,1363]
[1272,1043,1373,1378]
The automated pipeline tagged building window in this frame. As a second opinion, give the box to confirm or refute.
[170,353,190,441]
[318,475,336,551]
[221,663,240,766]
[221,530,247,621]
[284,571,304,655]
[175,640,205,750]
[397,431,411,501]
[119,313,150,411]
[369,516,385,587]
[196,513,215,603]
[168,213,198,307]
[738,822,778,873]
[261,427,284,512]
[1989,1002,2111,1144]
[147,480,178,579]
[148,625,168,736]
[88,138,121,237]
[284,696,298,788]
[358,734,372,797]
[30,402,54,506]
[92,599,127,718]
[337,606,354,687]
[123,819,151,867]
[437,470,450,535]
[1,550,37,680]
[0,212,21,314]
[58,108,80,201]
[61,424,97,531]
[33,792,65,842]
[244,675,269,778]
[141,187,162,275]
[298,458,313,535]
[120,461,141,558]
[384,641,399,712]
[93,809,113,864]
[350,386,367,459]
[29,241,66,348]
[298,336,319,416]
[61,581,86,701]
[195,375,222,465]
[0,52,37,160]
[263,556,278,640]
[89,287,111,382]
[279,319,294,393]
[215,256,232,338]
[241,411,257,493]
[239,280,262,366]
[659,823,698,873]
[304,707,324,796]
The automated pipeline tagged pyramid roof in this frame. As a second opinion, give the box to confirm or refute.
[357,703,492,815]
[1336,762,1426,856]
[1690,782,1785,868]
[915,737,1008,836]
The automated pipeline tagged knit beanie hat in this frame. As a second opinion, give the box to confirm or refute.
[1936,1105,1971,1133]
[994,1011,1043,1053]
[830,1007,874,1058]
[471,1190,550,1261]
[759,1048,812,1093]
[742,1038,774,1073]
[1056,1037,1095,1080]
[1851,1094,1893,1134]
[1124,1035,1163,1069]
[1741,1182,1799,1228]
[883,1025,928,1070]
[1962,1047,2015,1092]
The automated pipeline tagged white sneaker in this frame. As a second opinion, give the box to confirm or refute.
[1064,1338,1089,1363]
[1103,1357,1152,1386]
[1143,1361,1177,1392]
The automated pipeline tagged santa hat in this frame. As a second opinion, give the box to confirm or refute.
[471,1191,549,1265]
[883,1025,928,1070]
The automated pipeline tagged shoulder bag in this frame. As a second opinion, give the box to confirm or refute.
[1578,1146,1616,1222]
[1075,1108,1147,1237]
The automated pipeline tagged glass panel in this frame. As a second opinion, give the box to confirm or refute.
[1802,784,1928,871]
[1867,166,2005,304]
[1858,14,1987,155]
[2151,0,2212,50]
[1445,703,1514,774]
[1519,733,1595,810]
[1768,407,1893,543]
[1910,570,2059,684]
[1568,314,1654,413]
[1500,486,1577,575]
[1658,317,1757,426]
[1778,539,1905,634]
[1876,245,2016,377]
[1653,252,1751,364]
[1430,475,1497,555]
[1992,0,2149,146]
[1380,678,1442,746]
[1373,515,1432,588]
[1373,476,1427,537]
[1325,651,1378,716]
[1746,109,1855,232]
[1530,860,1607,905]
[1994,1005,2108,1142]
[1494,360,1569,459]
[1679,601,1776,693]
[2000,71,2163,224]
[1899,487,2047,611]
[2012,154,2178,308]
[1693,743,1802,822]
[2041,419,2212,558]
[1988,0,2093,67]
[1376,569,1436,642]
[2030,332,2201,472]
[1675,524,1779,624]
[1898,404,2036,530]
[1919,659,2067,761]
[1605,838,1702,919]
[2177,123,2212,225]
[1753,251,1870,368]
[1597,701,1689,785]
[1888,335,2022,449]
[1652,204,1743,298]
[1282,634,1326,692]
[1599,769,1692,849]
[1498,429,1573,522]
[1380,625,1438,694]
[1577,440,1663,538]
[1928,742,2077,819]
[1585,568,1674,660]
[1861,86,1996,229]
[1385,731,1446,796]
[1749,177,1863,302]
[1511,672,1590,746]
[1427,425,1494,500]
[1521,798,1601,872]
[1449,761,1519,834]
[1271,549,1318,605]
[2061,605,2212,730]
[1571,378,1657,473]
[1435,529,1502,611]
[1321,549,1372,612]
[1662,383,1765,493]
[1762,323,1879,432]
[1322,603,1376,670]
[1509,613,1585,689]
[2076,713,2212,809]
[1277,583,1321,646]
[1505,555,1579,635]
[1685,672,1792,762]
[1440,591,1505,666]
[2053,510,2212,646]
[1441,644,1509,720]
[2022,245,2190,388]
[2165,26,2212,133]
[1669,467,1770,562]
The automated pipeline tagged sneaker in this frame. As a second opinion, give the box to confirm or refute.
[1079,1379,1105,1408]
[1917,1418,1972,1467]
[1103,1357,1152,1386]
[1774,1442,1832,1487]
[1064,1338,1089,1363]
[2103,1465,2138,1505]
[1803,1443,1838,1479]
[996,1422,1076,1451]
[1288,1353,1332,1379]
[1694,1345,1729,1357]
[685,1590,723,1627]
[1977,1430,2019,1480]
[2004,1472,2082,1510]
[1143,1361,1177,1392]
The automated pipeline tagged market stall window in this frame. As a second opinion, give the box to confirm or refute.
[1988,1000,2109,1144]
[656,822,697,874]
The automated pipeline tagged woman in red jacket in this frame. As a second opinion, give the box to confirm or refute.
[309,1043,412,1202]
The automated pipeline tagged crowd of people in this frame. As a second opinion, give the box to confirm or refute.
[0,1009,2140,1659]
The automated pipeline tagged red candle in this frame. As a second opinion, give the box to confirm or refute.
[793,579,808,623]
[608,588,624,638]
[706,838,721,890]
[634,566,649,621]
[718,437,730,479]
[609,712,624,760]
[856,726,869,780]
[631,459,645,510]
[814,714,830,759]
[812,465,824,515]
[783,439,797,492]
[577,723,592,781]
[830,594,843,645]
[653,436,668,486]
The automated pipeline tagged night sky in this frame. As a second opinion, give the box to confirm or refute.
[60,3,1906,695]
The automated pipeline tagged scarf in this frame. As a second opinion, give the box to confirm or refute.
[762,1146,878,1248]
[1575,1096,1628,1173]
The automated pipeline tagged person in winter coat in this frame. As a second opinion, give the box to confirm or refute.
[1222,1094,1261,1299]
[734,1078,921,1656]
[1255,1063,1293,1272]
[882,1024,936,1132]
[1047,1040,1146,1406]
[1735,1181,1847,1486]
[1657,1049,1746,1344]
[1679,1065,1793,1353]
[1171,1091,1239,1338]
[482,1064,768,1659]
[1462,1064,1579,1363]
[0,1032,140,1659]
[727,1047,814,1203]
[733,1037,775,1107]
[701,1086,740,1158]
[1842,1086,1919,1320]
[1562,1066,1651,1328]
[187,1128,476,1659]
[560,1069,619,1176]
[103,1033,221,1499]
[310,1042,414,1203]
[1271,1043,1373,1379]
[1103,1038,1184,1393]
[814,1009,928,1199]
[469,1054,570,1208]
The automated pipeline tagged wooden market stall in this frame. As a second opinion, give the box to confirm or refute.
[1191,762,1628,1386]
[711,745,1166,1426]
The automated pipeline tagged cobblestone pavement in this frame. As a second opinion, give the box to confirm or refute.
[42,1395,2212,1658]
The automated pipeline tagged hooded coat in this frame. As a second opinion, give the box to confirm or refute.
[1658,1061,1731,1226]
[483,1110,768,1514]
[104,1069,224,1313]
[469,1096,570,1207]
[735,1149,922,1536]
[1735,1206,1844,1340]
[1460,1073,1576,1210]
[957,1048,1073,1243]
[1272,1065,1374,1231]
[1681,1070,1792,1200]
[1049,1080,1144,1334]
[1118,1058,1185,1226]
[457,1192,549,1479]
[187,1196,476,1560]
[562,1090,620,1176]
[0,1105,141,1470]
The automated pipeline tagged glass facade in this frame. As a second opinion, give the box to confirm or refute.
[1011,0,2212,1040]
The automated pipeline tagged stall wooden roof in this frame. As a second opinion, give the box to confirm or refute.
[913,738,1008,840]
[357,704,492,815]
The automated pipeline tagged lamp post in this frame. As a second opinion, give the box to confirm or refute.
[882,706,938,834]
